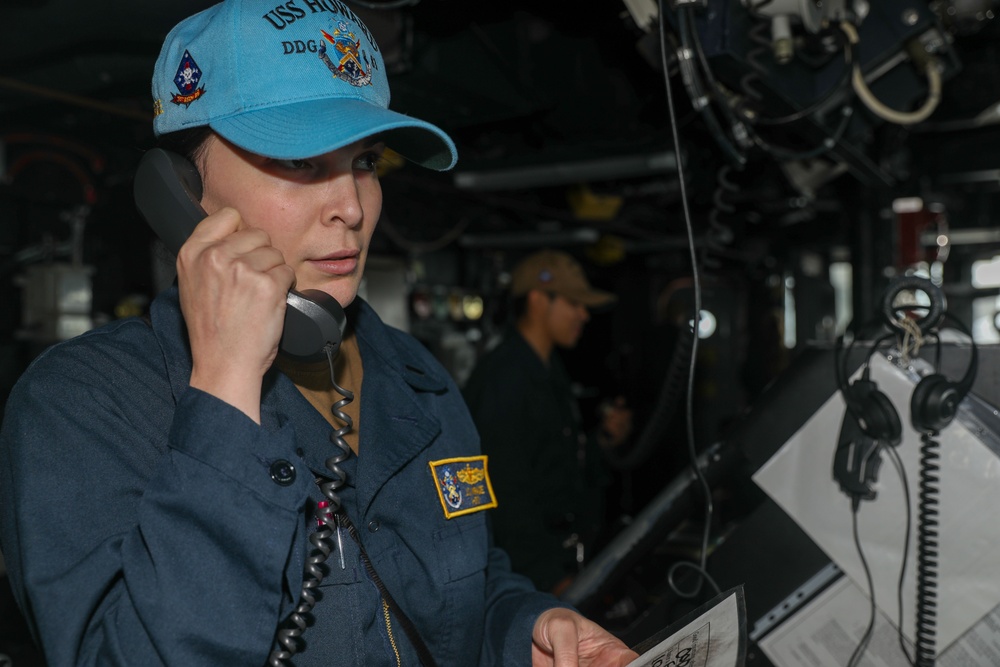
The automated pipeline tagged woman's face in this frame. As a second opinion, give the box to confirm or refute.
[197,133,384,307]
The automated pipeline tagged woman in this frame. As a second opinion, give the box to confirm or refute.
[0,1,639,665]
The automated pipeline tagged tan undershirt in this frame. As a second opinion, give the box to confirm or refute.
[275,327,363,455]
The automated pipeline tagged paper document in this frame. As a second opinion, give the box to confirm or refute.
[759,574,1000,667]
[627,586,746,667]
[759,576,911,667]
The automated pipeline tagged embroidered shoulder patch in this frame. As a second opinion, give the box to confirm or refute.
[429,456,497,519]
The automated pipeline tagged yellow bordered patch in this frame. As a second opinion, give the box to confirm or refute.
[429,456,498,519]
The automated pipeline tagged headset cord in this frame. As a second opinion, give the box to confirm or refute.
[914,430,940,667]
[897,308,956,666]
[885,443,917,666]
[269,342,354,666]
[847,488,877,667]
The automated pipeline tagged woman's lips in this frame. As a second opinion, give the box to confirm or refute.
[309,253,359,276]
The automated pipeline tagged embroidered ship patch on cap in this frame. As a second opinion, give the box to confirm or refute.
[171,50,205,107]
[319,22,372,87]
[429,456,497,519]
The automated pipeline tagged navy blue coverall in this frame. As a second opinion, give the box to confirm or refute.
[0,287,564,666]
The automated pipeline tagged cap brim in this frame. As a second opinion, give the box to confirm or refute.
[210,97,457,171]
[564,288,617,308]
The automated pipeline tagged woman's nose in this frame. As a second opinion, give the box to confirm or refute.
[323,174,364,229]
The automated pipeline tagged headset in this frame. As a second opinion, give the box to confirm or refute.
[879,275,978,435]
[840,274,978,667]
[883,275,978,667]
[835,275,978,501]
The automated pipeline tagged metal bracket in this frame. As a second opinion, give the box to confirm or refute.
[749,561,842,641]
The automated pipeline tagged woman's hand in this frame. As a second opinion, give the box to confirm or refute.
[532,608,639,667]
[177,207,295,423]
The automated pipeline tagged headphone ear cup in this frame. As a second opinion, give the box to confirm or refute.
[911,373,959,433]
[859,387,902,443]
[848,378,902,443]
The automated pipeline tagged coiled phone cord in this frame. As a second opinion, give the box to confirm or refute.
[318,345,355,572]
[914,430,941,667]
[269,342,354,666]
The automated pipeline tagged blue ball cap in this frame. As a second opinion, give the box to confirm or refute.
[152,0,457,170]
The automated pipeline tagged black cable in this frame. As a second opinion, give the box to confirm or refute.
[739,33,856,159]
[748,103,854,161]
[603,325,694,472]
[665,560,722,599]
[269,343,435,666]
[673,4,747,168]
[701,163,740,270]
[907,311,976,667]
[751,35,857,127]
[908,311,976,667]
[847,495,878,667]
[914,431,940,667]
[318,345,355,524]
[834,324,903,667]
[683,0,855,133]
[740,16,772,106]
[658,0,714,600]
[884,444,917,667]
[269,342,353,666]
[682,6,742,128]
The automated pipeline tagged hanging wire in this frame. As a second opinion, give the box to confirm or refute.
[846,494,878,667]
[658,0,714,600]
[885,444,917,667]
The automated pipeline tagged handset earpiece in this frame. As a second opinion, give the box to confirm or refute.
[134,148,345,362]
[284,289,346,360]
[133,148,205,253]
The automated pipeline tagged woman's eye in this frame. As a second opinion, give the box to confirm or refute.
[273,158,312,170]
[355,152,383,173]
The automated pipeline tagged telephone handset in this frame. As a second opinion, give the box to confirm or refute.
[133,148,346,362]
